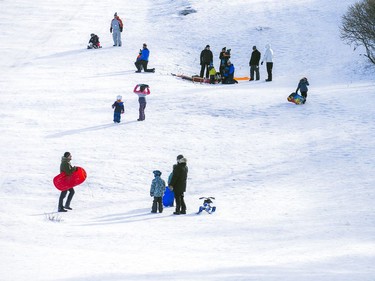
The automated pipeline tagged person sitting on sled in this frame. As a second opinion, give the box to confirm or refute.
[295,77,309,103]
[87,33,101,49]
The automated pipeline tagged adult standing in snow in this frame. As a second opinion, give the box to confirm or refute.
[110,12,123,47]
[135,43,155,73]
[169,155,188,215]
[249,45,261,81]
[219,47,231,76]
[58,152,77,212]
[134,84,150,121]
[200,45,213,78]
[261,44,274,82]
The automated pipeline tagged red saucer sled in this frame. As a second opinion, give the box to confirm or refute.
[53,167,87,191]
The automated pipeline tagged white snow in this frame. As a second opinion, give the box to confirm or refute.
[0,0,374,280]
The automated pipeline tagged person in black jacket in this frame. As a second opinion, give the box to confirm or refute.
[200,45,213,78]
[87,33,101,49]
[169,155,188,215]
[249,46,261,81]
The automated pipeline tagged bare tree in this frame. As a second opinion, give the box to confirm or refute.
[340,0,375,64]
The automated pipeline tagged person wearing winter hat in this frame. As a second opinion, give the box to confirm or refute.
[150,170,166,213]
[169,155,188,215]
[110,12,123,46]
[295,77,310,103]
[200,45,213,78]
[219,47,231,76]
[112,95,125,123]
[260,44,274,82]
[58,152,77,212]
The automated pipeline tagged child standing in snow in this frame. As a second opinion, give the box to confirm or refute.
[150,170,166,213]
[134,84,150,121]
[112,95,125,123]
[209,64,217,84]
[295,77,310,103]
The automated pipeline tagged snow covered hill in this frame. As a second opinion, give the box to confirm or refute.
[0,0,374,280]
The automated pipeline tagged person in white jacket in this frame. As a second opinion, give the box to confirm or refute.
[261,44,274,82]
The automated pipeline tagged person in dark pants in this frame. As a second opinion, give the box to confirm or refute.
[58,152,76,212]
[133,84,150,121]
[169,155,188,215]
[200,45,213,78]
[261,44,274,82]
[249,45,261,81]
[112,95,125,123]
[135,43,155,73]
[150,170,166,213]
[295,77,310,103]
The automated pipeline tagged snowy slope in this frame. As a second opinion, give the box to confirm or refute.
[0,0,375,280]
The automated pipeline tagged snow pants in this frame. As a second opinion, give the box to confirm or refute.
[113,112,121,123]
[266,62,273,81]
[152,197,163,213]
[174,192,186,213]
[250,65,260,80]
[112,30,122,46]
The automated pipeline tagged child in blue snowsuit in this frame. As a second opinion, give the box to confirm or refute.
[112,95,124,123]
[295,77,309,103]
[150,170,166,213]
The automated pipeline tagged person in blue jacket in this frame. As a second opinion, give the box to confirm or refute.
[150,170,166,213]
[295,77,310,102]
[222,60,237,84]
[135,43,155,73]
[112,95,125,123]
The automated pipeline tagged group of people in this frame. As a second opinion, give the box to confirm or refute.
[87,13,155,73]
[58,153,189,216]
[199,44,275,83]
[200,45,237,84]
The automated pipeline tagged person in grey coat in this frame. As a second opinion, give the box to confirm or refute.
[110,12,123,47]
[150,170,166,213]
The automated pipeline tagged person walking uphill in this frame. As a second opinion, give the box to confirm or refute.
[249,46,261,81]
[295,77,310,103]
[169,155,188,215]
[58,152,77,212]
[134,84,150,121]
[261,44,274,82]
[200,45,213,78]
[110,12,123,47]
